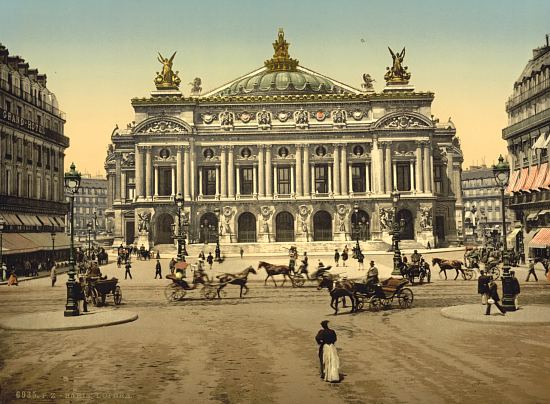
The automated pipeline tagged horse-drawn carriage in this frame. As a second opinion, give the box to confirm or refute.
[82,276,122,306]
[399,260,431,285]
[164,266,257,302]
[356,277,414,311]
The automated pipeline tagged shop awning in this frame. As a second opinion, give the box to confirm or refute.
[513,168,528,192]
[533,163,548,190]
[538,210,550,216]
[526,211,540,221]
[506,170,520,194]
[0,213,23,226]
[0,232,71,255]
[506,228,522,246]
[543,168,550,189]
[529,228,550,248]
[532,133,547,149]
[522,166,538,192]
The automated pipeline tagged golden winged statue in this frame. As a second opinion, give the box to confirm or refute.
[384,46,411,84]
[154,51,181,89]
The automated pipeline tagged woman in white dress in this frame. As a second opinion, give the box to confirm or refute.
[315,320,341,382]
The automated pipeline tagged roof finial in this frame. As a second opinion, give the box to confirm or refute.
[264,28,299,71]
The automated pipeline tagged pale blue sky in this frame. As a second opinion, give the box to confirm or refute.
[2,0,550,175]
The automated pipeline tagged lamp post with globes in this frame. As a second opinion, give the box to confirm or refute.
[353,202,362,259]
[174,193,188,260]
[492,155,515,311]
[87,221,92,260]
[470,205,477,242]
[214,207,222,262]
[64,162,82,317]
[51,232,56,262]
[0,218,5,277]
[390,190,406,276]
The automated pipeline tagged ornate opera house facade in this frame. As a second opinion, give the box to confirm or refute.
[105,30,464,249]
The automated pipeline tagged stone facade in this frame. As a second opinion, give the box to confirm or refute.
[503,36,550,255]
[105,31,463,249]
[71,176,108,236]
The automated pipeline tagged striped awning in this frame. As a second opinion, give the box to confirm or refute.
[506,170,520,193]
[1,232,71,255]
[506,228,522,246]
[543,168,550,189]
[533,163,548,189]
[522,166,539,192]
[513,168,529,192]
[529,228,550,248]
[527,211,540,221]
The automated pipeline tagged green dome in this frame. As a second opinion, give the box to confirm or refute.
[216,68,349,96]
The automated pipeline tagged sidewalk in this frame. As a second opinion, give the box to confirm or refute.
[0,266,70,285]
[0,309,138,331]
[441,304,550,325]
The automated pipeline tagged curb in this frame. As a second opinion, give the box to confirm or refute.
[440,304,550,326]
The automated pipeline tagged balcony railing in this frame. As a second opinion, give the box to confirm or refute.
[503,108,550,139]
[506,79,550,111]
[0,78,66,119]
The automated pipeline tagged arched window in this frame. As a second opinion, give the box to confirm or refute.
[275,211,294,242]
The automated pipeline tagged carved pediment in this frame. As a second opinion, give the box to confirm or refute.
[374,112,432,130]
[134,117,191,134]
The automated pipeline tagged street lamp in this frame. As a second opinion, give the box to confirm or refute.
[470,205,477,242]
[174,193,188,260]
[87,221,92,260]
[51,232,56,262]
[64,162,82,317]
[0,218,5,277]
[492,155,514,311]
[214,207,222,262]
[390,190,406,276]
[353,202,362,259]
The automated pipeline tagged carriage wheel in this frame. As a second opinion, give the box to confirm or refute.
[164,284,184,302]
[114,286,122,305]
[426,269,431,283]
[91,289,100,307]
[202,286,217,300]
[464,270,474,281]
[368,296,381,312]
[355,295,365,310]
[292,275,306,288]
[398,288,414,309]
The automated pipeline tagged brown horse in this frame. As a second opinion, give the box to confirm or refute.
[432,257,465,280]
[216,266,257,298]
[317,277,356,315]
[258,261,293,287]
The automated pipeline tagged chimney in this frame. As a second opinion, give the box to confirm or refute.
[37,74,47,87]
[27,68,38,81]
[0,44,8,64]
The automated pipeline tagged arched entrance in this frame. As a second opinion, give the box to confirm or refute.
[275,211,295,242]
[156,213,174,244]
[199,212,218,243]
[313,210,332,241]
[397,209,414,240]
[238,212,256,243]
[350,210,370,241]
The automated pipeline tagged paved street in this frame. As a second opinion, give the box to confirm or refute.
[1,249,550,403]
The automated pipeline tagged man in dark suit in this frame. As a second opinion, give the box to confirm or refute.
[486,279,505,315]
[477,270,491,305]
[315,320,337,378]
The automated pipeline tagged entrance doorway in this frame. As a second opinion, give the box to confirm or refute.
[238,212,256,242]
[350,210,370,241]
[156,213,174,244]
[199,212,218,243]
[397,209,414,240]
[313,210,332,241]
[125,221,134,244]
[275,211,294,242]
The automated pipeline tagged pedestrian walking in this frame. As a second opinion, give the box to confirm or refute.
[156,251,161,260]
[334,249,340,267]
[1,263,7,282]
[240,247,244,259]
[199,251,205,260]
[124,261,133,280]
[357,252,365,270]
[50,264,57,287]
[341,248,348,267]
[477,270,490,304]
[207,252,214,270]
[169,258,176,274]
[117,255,122,268]
[486,279,505,315]
[315,320,340,383]
[526,259,538,282]
[509,270,521,309]
[155,259,162,279]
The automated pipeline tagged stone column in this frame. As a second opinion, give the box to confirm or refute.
[303,146,310,196]
[295,145,302,197]
[154,166,159,197]
[198,168,203,196]
[121,171,126,200]
[384,142,392,193]
[265,147,272,197]
[115,158,121,201]
[328,165,332,194]
[176,146,183,196]
[273,164,278,196]
[392,161,398,191]
[184,146,190,199]
[228,146,234,198]
[311,163,315,194]
[365,163,370,192]
[348,164,353,193]
[415,141,423,192]
[371,137,380,193]
[423,141,432,193]
[253,165,258,196]
[135,146,143,198]
[258,146,265,197]
[290,165,295,195]
[341,145,348,195]
[171,166,176,196]
[409,160,415,192]
[190,142,196,199]
[220,147,227,198]
[145,147,152,199]
[215,166,220,198]
[236,166,241,197]
[333,144,340,196]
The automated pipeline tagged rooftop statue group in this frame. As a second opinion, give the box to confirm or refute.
[155,51,181,89]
